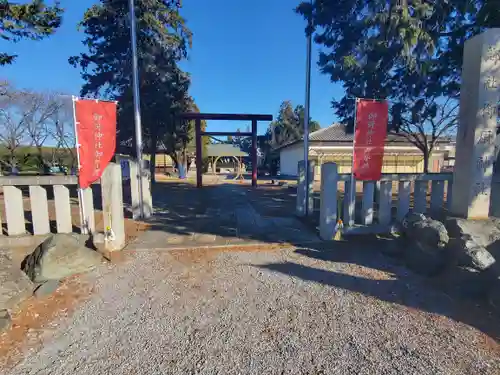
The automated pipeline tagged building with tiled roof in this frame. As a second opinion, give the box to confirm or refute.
[278,123,455,178]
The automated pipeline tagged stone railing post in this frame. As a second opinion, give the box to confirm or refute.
[296,160,315,217]
[141,161,153,217]
[101,162,125,250]
[320,163,339,240]
[130,159,153,219]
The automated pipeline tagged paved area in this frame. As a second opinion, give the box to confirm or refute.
[126,181,318,250]
[2,244,499,374]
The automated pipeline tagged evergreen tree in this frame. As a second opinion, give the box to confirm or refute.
[295,0,499,171]
[1,0,63,65]
[69,0,192,180]
[269,101,320,148]
[296,0,500,129]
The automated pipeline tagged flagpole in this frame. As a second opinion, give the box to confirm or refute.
[128,0,145,218]
[303,2,312,216]
[72,96,88,234]
[349,98,359,227]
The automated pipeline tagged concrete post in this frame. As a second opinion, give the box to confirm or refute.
[320,163,339,240]
[451,29,500,219]
[82,188,95,234]
[29,186,50,235]
[53,185,72,233]
[4,186,25,236]
[129,160,140,219]
[296,160,315,217]
[296,161,306,217]
[307,160,315,215]
[101,162,125,250]
[130,159,152,219]
[141,161,153,217]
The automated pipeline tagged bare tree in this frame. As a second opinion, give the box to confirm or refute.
[391,96,458,173]
[49,96,76,173]
[21,90,62,153]
[0,82,30,171]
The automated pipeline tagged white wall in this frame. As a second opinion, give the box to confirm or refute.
[280,144,303,176]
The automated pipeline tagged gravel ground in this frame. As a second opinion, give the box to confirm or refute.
[3,246,500,375]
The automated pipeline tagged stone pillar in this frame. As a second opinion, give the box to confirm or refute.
[296,160,315,217]
[130,159,153,219]
[451,29,500,219]
[307,160,315,215]
[141,162,153,217]
[101,163,125,251]
[129,160,140,219]
[319,163,339,240]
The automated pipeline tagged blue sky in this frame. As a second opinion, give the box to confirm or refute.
[1,0,343,135]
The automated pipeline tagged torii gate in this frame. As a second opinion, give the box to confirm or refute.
[179,113,273,188]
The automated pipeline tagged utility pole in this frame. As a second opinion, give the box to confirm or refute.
[128,0,145,217]
[303,1,313,215]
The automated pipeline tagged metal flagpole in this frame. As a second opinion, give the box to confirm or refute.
[303,2,313,216]
[71,96,88,234]
[349,98,359,226]
[128,0,145,218]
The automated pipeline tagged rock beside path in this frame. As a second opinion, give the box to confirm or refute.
[400,212,450,276]
[21,234,103,283]
[0,309,11,331]
[446,218,500,308]
[0,251,34,313]
[457,237,496,270]
[5,249,500,375]
[33,280,61,298]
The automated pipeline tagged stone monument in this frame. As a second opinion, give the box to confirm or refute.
[451,28,500,219]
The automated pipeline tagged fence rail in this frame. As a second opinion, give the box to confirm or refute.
[316,163,454,239]
[0,175,82,236]
[0,175,78,187]
[0,163,129,250]
[336,172,453,182]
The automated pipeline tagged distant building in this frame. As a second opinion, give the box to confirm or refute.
[277,124,455,179]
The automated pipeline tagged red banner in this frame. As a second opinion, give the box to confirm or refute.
[353,100,388,180]
[74,99,117,188]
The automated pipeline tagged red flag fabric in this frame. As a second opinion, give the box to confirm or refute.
[352,100,388,181]
[74,99,117,188]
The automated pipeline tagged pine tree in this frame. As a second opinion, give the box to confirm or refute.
[295,0,500,171]
[0,0,63,65]
[269,101,320,148]
[70,0,193,180]
[296,0,500,129]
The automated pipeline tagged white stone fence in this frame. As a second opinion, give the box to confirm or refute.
[0,163,126,250]
[306,162,454,239]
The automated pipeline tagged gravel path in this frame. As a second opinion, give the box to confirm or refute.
[3,246,500,375]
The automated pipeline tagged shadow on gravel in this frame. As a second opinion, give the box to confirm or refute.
[146,180,499,343]
[142,181,310,242]
[257,242,500,344]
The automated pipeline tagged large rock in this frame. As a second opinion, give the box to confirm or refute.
[22,234,103,283]
[401,212,427,230]
[33,279,61,298]
[489,280,500,310]
[457,235,496,270]
[445,218,500,309]
[0,309,11,331]
[400,212,450,276]
[446,218,499,272]
[0,251,34,311]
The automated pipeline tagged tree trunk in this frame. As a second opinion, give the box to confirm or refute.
[423,150,430,174]
[169,153,178,172]
[175,149,188,178]
[8,147,16,173]
[150,132,158,183]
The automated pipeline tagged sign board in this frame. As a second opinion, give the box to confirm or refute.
[352,99,389,181]
[74,99,117,188]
